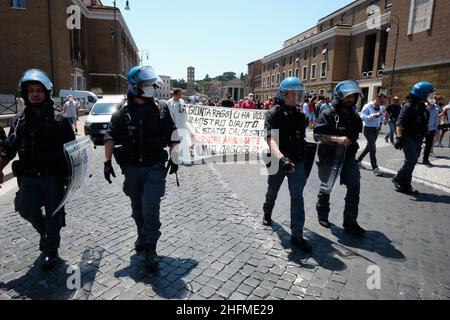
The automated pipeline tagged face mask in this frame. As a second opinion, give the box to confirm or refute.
[427,92,436,105]
[142,86,155,98]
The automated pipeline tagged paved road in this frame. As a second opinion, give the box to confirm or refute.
[0,145,449,300]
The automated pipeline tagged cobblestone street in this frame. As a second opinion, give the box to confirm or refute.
[1,147,449,300]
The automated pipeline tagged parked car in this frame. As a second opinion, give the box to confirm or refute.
[59,90,99,111]
[84,95,126,145]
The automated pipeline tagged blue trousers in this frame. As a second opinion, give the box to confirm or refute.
[123,162,166,247]
[358,127,379,170]
[316,159,361,225]
[394,137,422,187]
[14,176,64,254]
[385,121,396,143]
[263,161,306,238]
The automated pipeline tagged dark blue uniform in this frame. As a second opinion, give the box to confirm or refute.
[5,103,75,254]
[394,99,429,188]
[314,105,363,225]
[263,103,307,238]
[105,99,177,249]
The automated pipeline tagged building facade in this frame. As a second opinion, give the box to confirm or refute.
[257,0,393,108]
[382,0,450,100]
[246,60,263,101]
[0,0,139,98]
[252,0,449,107]
[219,79,245,102]
[154,75,171,101]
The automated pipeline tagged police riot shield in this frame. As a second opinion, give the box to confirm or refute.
[52,137,95,216]
[304,141,318,180]
[316,141,347,194]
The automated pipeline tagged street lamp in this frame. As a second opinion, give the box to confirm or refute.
[112,0,131,94]
[387,14,400,104]
[140,50,150,66]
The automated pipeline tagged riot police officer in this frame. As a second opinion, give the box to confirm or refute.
[314,80,365,236]
[262,77,312,253]
[103,65,179,273]
[0,69,76,271]
[0,127,6,180]
[392,82,434,195]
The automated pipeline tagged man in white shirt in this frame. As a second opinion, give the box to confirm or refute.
[357,93,387,176]
[63,95,80,134]
[166,89,186,130]
[436,101,450,148]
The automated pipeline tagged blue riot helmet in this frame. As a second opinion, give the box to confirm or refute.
[18,69,53,104]
[277,77,305,106]
[127,65,163,98]
[333,80,362,107]
[410,82,435,101]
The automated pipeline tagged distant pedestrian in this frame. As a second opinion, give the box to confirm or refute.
[242,94,257,109]
[435,100,450,148]
[222,95,234,108]
[384,96,402,144]
[63,95,79,135]
[421,96,441,167]
[357,93,387,176]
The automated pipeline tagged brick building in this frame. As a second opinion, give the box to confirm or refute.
[0,0,139,98]
[187,66,195,95]
[245,60,263,100]
[253,0,449,107]
[382,0,450,100]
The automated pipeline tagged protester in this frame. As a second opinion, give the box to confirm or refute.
[384,96,402,144]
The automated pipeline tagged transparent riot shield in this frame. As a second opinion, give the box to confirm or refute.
[316,141,347,194]
[304,141,318,180]
[52,137,95,216]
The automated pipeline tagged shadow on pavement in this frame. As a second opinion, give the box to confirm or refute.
[412,192,450,204]
[331,227,406,261]
[0,247,104,300]
[114,254,198,300]
[270,221,348,272]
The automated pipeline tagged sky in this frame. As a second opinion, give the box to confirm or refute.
[103,0,355,80]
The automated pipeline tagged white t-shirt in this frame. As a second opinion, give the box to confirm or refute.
[302,103,309,115]
[166,98,186,129]
[64,100,78,118]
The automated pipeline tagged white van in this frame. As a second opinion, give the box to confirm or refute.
[84,95,126,145]
[59,90,99,111]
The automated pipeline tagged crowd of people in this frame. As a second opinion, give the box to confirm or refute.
[190,89,450,171]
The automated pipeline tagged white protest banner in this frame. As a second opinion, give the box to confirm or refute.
[171,104,269,164]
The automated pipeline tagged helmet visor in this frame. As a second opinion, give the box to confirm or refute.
[335,81,362,100]
[136,66,163,88]
[284,90,303,106]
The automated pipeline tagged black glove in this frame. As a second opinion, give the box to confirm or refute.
[167,159,179,176]
[280,156,294,173]
[104,160,116,184]
[394,137,404,150]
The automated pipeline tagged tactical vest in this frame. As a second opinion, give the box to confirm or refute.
[115,100,169,165]
[318,107,363,159]
[13,105,69,176]
[274,104,306,161]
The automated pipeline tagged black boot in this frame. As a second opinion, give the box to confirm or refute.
[290,236,313,254]
[262,214,272,226]
[343,223,366,237]
[39,234,45,252]
[319,218,331,229]
[145,245,159,273]
[41,251,60,272]
[135,238,145,253]
[392,179,419,196]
